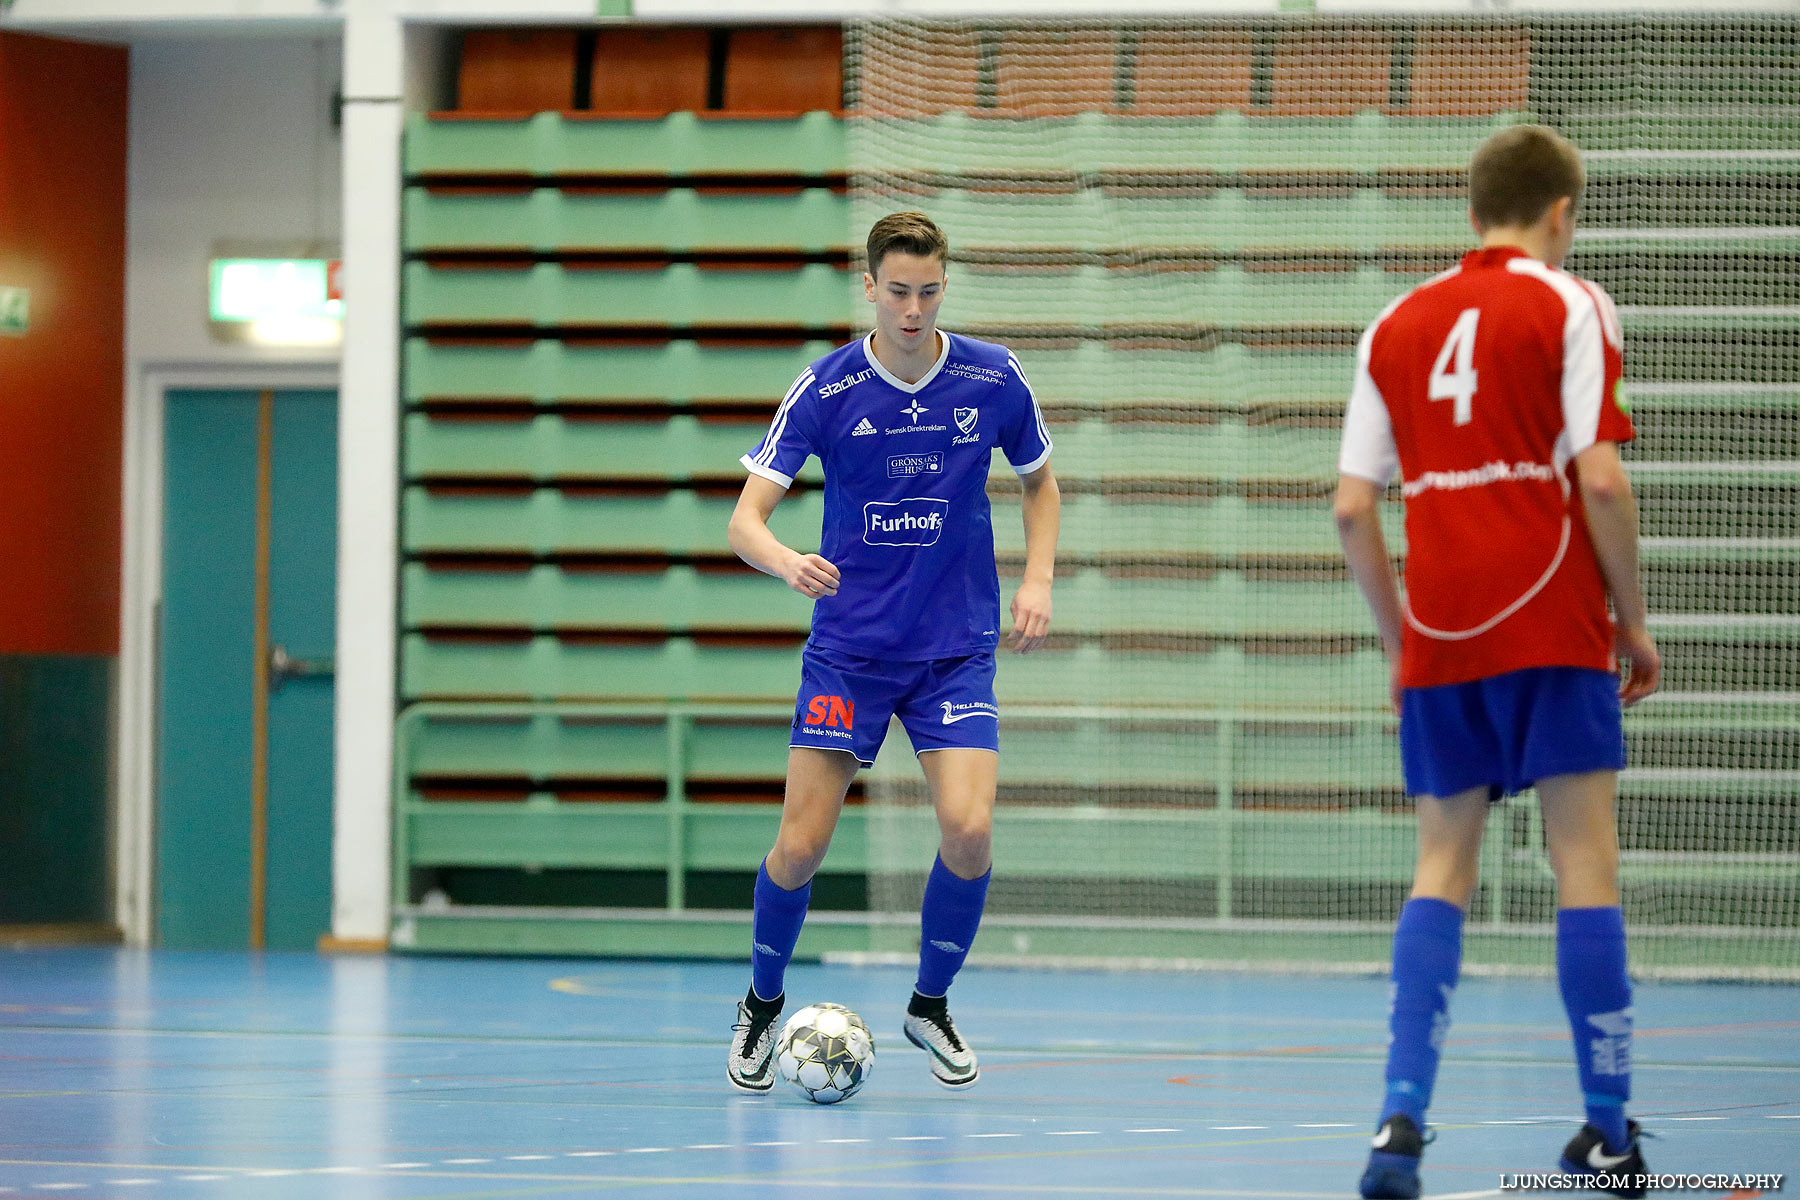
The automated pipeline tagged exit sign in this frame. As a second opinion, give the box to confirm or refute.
[0,286,29,336]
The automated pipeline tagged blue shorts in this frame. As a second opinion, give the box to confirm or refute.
[1400,666,1625,801]
[790,645,999,767]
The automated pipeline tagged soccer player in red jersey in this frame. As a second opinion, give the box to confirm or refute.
[1335,126,1662,1200]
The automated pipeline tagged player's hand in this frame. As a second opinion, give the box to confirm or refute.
[1614,624,1661,708]
[1386,650,1404,716]
[783,552,840,600]
[1009,580,1052,653]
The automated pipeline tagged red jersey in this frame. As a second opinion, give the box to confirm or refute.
[1338,246,1634,688]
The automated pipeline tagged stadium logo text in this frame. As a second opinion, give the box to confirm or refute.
[819,368,875,398]
[887,452,943,477]
[864,498,949,547]
[804,695,854,729]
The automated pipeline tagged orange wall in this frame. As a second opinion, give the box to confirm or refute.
[0,31,128,656]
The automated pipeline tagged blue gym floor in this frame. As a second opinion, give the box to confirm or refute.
[0,950,1793,1198]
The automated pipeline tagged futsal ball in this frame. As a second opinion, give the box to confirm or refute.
[774,1002,875,1104]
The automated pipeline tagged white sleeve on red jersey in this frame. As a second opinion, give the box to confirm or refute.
[1337,307,1401,486]
[1505,259,1632,469]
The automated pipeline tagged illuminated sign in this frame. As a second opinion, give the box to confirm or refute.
[0,285,28,337]
[209,258,342,345]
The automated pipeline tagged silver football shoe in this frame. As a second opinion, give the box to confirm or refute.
[903,994,979,1089]
[727,990,783,1093]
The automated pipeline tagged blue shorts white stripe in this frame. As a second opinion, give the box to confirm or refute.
[1399,666,1625,800]
[790,645,999,767]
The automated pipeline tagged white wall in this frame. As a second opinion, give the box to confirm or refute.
[128,36,342,369]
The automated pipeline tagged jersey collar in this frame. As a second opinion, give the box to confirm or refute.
[1463,245,1535,270]
[862,329,950,395]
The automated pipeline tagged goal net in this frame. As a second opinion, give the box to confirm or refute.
[848,14,1799,979]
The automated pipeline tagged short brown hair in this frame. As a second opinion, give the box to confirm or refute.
[866,211,949,277]
[1469,125,1585,230]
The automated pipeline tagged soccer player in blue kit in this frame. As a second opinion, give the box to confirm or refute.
[725,212,1061,1092]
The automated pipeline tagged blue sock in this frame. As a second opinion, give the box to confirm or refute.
[1379,897,1465,1129]
[1557,906,1632,1152]
[750,859,811,1003]
[916,854,990,998]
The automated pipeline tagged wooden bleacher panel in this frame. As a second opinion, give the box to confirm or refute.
[1407,27,1529,116]
[589,27,711,115]
[1128,30,1254,116]
[851,27,981,117]
[457,29,578,114]
[1270,29,1389,116]
[722,26,844,115]
[994,29,1117,117]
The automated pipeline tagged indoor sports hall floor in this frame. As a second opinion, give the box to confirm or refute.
[0,948,1793,1198]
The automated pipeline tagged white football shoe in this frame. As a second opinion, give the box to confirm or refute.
[903,993,979,1089]
[727,990,783,1093]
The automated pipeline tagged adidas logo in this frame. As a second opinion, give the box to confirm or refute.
[851,418,877,436]
[929,939,964,953]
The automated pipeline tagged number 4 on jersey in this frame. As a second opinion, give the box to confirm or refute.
[1429,307,1481,426]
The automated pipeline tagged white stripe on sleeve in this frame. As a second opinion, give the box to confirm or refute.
[1507,259,1606,469]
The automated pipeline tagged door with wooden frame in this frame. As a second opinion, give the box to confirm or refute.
[157,388,337,950]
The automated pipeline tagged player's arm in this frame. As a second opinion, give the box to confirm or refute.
[1010,463,1059,653]
[1573,441,1661,706]
[1334,474,1404,714]
[728,474,841,598]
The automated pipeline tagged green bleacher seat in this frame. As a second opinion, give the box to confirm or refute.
[404,261,857,329]
[405,338,837,407]
[402,563,813,632]
[402,561,1371,639]
[857,110,1523,177]
[939,263,1402,331]
[404,186,852,254]
[992,492,1402,559]
[402,487,826,557]
[405,110,848,178]
[1004,342,1356,408]
[402,709,793,785]
[403,413,799,483]
[930,188,1470,254]
[401,634,1389,707]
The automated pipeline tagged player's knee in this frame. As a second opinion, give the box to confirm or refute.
[772,829,832,883]
[937,813,992,870]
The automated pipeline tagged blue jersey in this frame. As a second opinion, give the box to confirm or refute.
[741,331,1053,661]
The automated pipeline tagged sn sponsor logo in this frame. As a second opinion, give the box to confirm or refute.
[864,498,949,546]
[804,695,854,728]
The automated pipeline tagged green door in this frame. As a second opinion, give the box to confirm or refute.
[158,388,338,950]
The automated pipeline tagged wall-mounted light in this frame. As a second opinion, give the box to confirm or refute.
[209,257,342,346]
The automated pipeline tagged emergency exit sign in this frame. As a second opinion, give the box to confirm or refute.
[0,286,29,336]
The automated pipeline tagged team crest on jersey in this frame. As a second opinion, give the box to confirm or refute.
[955,408,978,434]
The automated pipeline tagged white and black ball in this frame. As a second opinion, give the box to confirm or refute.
[773,1002,875,1104]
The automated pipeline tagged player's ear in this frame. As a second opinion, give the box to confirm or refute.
[863,272,876,302]
[1468,206,1484,237]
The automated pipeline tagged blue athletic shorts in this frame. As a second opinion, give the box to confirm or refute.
[790,644,999,767]
[1399,666,1625,801]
